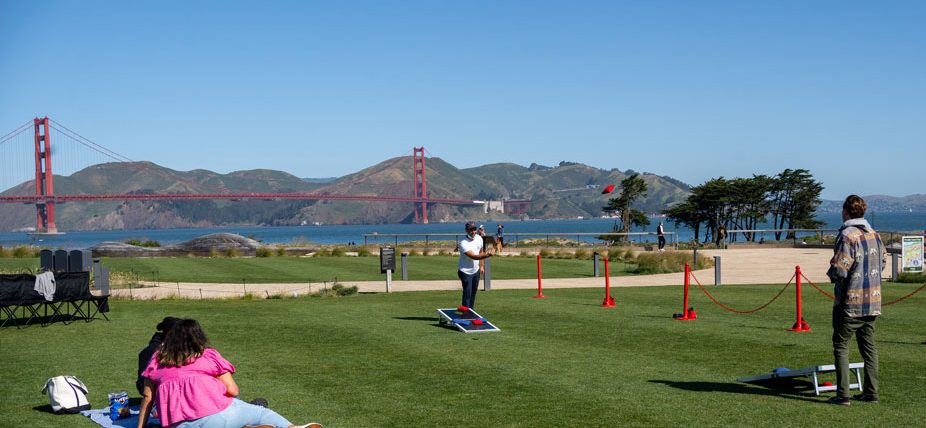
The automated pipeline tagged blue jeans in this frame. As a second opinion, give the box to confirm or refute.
[458,270,480,309]
[171,398,291,428]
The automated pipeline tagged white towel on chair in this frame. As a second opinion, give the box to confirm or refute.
[34,271,56,301]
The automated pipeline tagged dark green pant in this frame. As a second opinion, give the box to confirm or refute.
[832,307,879,398]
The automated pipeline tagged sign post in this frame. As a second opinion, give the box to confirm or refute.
[901,236,924,273]
[380,247,396,292]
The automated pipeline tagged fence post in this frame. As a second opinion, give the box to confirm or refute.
[484,257,491,291]
[593,252,600,277]
[601,258,615,307]
[401,252,409,281]
[892,253,899,282]
[534,255,547,298]
[789,265,810,332]
[714,256,721,286]
[674,263,693,320]
[693,248,698,266]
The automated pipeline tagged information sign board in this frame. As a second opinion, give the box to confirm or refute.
[901,236,924,273]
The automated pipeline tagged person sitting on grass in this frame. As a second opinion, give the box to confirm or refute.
[137,318,322,428]
[137,316,181,396]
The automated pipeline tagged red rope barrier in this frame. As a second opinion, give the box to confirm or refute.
[799,273,835,300]
[801,272,926,306]
[689,271,795,314]
[884,281,926,306]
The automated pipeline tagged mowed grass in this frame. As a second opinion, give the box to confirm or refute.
[0,256,635,283]
[2,284,924,427]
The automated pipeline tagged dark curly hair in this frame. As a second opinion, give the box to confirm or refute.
[156,319,210,367]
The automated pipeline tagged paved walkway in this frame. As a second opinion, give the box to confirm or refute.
[109,248,845,300]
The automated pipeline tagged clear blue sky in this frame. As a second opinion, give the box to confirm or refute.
[2,1,923,199]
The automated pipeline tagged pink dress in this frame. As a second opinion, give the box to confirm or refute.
[142,348,236,427]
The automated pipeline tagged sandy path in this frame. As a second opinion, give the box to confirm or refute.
[106,248,848,300]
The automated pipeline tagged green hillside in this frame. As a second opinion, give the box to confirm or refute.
[0,157,692,230]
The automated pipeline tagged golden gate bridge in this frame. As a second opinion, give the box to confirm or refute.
[0,117,501,233]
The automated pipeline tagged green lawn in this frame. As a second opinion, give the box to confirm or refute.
[0,256,636,283]
[2,284,924,427]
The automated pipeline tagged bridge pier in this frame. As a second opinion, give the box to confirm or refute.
[33,117,57,234]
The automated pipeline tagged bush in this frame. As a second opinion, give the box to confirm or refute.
[438,249,450,257]
[11,246,38,258]
[223,248,239,258]
[539,248,553,258]
[276,247,286,257]
[329,247,346,257]
[357,247,372,257]
[209,249,220,258]
[573,248,590,260]
[408,249,422,257]
[313,283,359,297]
[896,272,926,284]
[125,239,161,247]
[634,251,713,274]
[255,247,273,258]
[555,249,572,259]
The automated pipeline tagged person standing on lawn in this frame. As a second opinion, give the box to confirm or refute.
[826,195,884,405]
[458,222,494,309]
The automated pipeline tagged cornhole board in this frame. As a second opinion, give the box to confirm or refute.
[437,308,500,333]
[737,362,864,395]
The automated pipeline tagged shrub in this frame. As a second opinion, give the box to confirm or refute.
[357,247,372,257]
[634,251,713,274]
[555,249,571,259]
[573,249,590,260]
[896,272,926,284]
[209,249,219,258]
[438,249,449,257]
[11,246,38,258]
[539,248,553,258]
[255,247,273,258]
[223,248,239,258]
[276,247,286,257]
[329,247,346,257]
[408,249,422,257]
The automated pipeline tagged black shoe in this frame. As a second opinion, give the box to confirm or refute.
[249,398,269,407]
[826,396,850,406]
[852,393,879,403]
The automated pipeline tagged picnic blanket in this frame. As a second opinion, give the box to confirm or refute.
[80,406,160,428]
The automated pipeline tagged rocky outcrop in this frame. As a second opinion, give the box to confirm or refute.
[91,233,262,257]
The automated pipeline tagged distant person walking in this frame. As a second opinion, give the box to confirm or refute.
[716,225,727,248]
[458,222,494,309]
[826,195,884,406]
[496,224,505,253]
[657,222,666,251]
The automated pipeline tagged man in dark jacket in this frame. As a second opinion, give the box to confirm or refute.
[136,317,180,395]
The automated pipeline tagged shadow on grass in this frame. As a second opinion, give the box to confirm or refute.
[32,404,56,414]
[649,378,821,403]
[393,316,439,322]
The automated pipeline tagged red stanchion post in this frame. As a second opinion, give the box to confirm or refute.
[789,265,810,331]
[601,258,615,307]
[675,263,693,320]
[534,254,548,298]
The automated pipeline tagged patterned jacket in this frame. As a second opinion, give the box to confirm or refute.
[827,218,884,317]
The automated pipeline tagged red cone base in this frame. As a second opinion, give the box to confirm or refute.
[601,297,615,307]
[789,321,811,332]
[534,294,549,299]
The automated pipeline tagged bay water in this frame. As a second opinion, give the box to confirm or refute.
[1,212,923,251]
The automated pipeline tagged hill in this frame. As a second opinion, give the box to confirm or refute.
[0,158,692,231]
[818,194,926,213]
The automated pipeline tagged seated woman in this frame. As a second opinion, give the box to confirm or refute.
[137,318,321,428]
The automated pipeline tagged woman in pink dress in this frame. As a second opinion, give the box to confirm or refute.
[137,319,321,428]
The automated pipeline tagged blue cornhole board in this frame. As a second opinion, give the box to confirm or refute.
[737,362,865,396]
[437,308,500,333]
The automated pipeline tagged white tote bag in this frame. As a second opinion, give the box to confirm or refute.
[41,375,90,413]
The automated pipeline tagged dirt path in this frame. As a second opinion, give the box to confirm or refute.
[109,248,842,300]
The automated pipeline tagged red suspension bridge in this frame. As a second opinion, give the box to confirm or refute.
[0,117,494,233]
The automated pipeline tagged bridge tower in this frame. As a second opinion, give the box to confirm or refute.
[413,147,428,224]
[33,117,57,233]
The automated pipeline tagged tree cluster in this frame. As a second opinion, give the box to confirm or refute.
[662,169,824,243]
[602,174,650,242]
